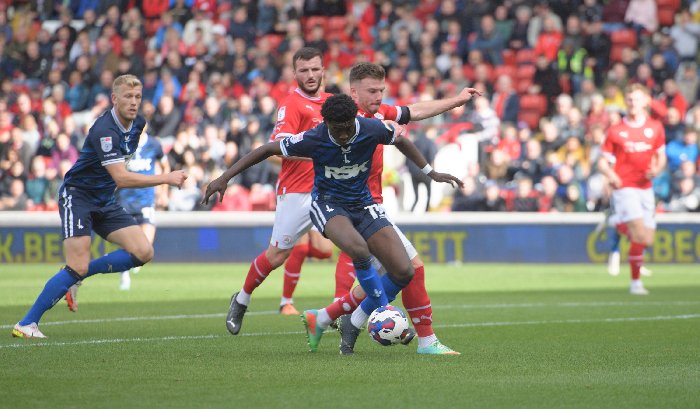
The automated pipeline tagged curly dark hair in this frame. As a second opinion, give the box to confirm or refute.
[321,94,358,123]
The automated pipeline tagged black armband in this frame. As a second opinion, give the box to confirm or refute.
[397,106,411,125]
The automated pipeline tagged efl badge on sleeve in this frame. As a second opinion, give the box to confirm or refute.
[277,106,286,121]
[100,137,113,152]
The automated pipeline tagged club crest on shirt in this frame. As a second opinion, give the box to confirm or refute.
[100,137,113,152]
[643,128,654,138]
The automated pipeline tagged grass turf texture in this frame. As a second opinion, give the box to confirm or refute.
[1,263,698,409]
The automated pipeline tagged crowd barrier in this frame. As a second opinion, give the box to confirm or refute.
[1,212,699,264]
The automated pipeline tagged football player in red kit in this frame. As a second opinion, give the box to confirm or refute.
[224,47,335,335]
[598,84,666,295]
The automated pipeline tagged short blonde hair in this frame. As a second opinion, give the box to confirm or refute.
[112,74,142,93]
[625,83,650,96]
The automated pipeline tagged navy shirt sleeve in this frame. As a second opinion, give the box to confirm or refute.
[279,131,313,158]
[91,126,125,167]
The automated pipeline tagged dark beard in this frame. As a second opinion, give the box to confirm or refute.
[299,81,321,95]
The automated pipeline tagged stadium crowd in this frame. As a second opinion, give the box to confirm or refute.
[0,0,699,214]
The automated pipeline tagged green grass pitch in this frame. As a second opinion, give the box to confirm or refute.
[1,262,698,409]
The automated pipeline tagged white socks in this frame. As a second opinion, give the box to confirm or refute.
[236,290,251,306]
[350,307,369,329]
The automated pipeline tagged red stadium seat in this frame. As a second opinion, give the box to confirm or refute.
[327,16,348,32]
[519,94,547,115]
[493,65,516,81]
[657,7,676,27]
[656,0,680,9]
[518,110,542,130]
[515,48,535,65]
[502,49,516,67]
[609,44,625,63]
[303,16,329,32]
[516,65,536,81]
[610,29,637,48]
[515,78,533,94]
[261,34,284,52]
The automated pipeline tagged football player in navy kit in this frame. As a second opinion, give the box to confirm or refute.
[202,94,463,351]
[114,129,169,291]
[12,75,187,338]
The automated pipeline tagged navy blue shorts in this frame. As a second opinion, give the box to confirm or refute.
[58,185,137,240]
[310,198,392,241]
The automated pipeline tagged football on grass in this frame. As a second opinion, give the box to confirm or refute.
[367,305,410,346]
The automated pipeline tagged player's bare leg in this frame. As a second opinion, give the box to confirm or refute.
[120,223,155,291]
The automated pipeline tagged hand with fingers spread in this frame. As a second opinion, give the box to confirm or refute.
[427,171,464,188]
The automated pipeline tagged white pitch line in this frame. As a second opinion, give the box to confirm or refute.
[2,313,699,349]
[3,300,699,330]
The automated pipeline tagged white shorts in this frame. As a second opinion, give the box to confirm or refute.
[379,204,418,260]
[270,192,315,249]
[610,187,656,228]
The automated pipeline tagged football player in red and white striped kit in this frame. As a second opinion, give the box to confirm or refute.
[224,47,335,334]
[303,62,481,355]
[598,84,666,295]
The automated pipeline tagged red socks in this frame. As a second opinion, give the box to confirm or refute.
[281,244,308,299]
[326,287,364,320]
[401,265,434,337]
[629,242,645,280]
[616,223,645,280]
[242,252,275,294]
[335,251,356,298]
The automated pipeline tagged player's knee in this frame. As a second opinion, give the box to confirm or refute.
[67,263,88,277]
[411,256,424,269]
[344,243,370,261]
[266,247,292,268]
[390,263,414,285]
[132,246,153,265]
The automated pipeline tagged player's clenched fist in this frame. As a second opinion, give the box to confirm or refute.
[166,170,188,188]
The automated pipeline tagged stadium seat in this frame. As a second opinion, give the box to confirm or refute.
[502,49,516,67]
[515,78,533,94]
[327,16,347,33]
[518,110,542,130]
[656,0,680,9]
[493,65,517,81]
[609,44,625,63]
[515,48,535,65]
[519,94,547,115]
[657,7,676,27]
[610,29,637,48]
[261,34,284,52]
[303,16,329,32]
[516,65,536,81]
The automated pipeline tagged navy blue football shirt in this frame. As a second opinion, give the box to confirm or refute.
[279,116,397,205]
[115,133,164,213]
[63,108,147,202]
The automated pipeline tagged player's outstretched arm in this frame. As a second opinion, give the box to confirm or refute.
[407,87,482,121]
[393,136,464,188]
[106,163,187,189]
[202,141,283,205]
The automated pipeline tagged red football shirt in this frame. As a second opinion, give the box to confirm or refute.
[601,116,666,189]
[270,88,332,195]
[357,103,406,203]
